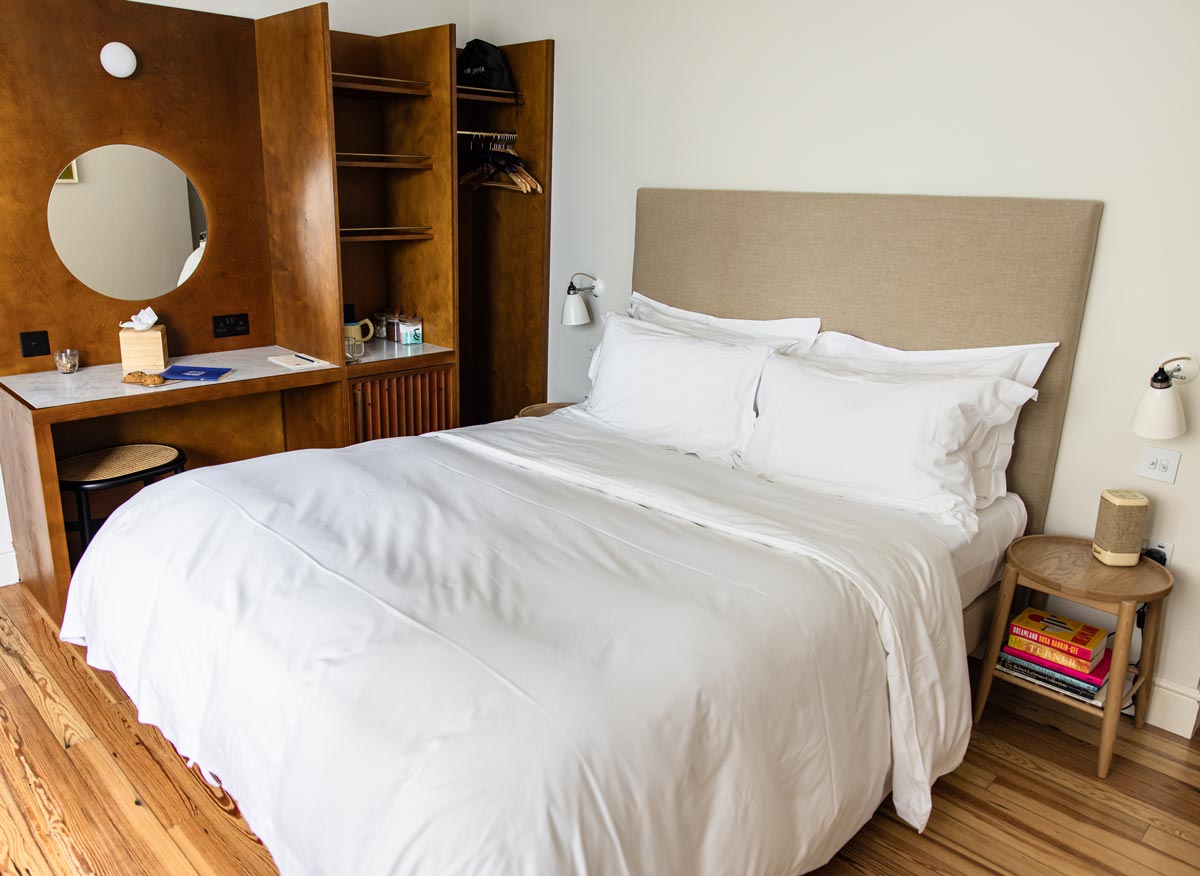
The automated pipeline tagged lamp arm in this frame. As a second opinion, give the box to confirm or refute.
[1160,355,1198,383]
[570,272,599,295]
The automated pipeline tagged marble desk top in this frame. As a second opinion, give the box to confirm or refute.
[0,345,339,410]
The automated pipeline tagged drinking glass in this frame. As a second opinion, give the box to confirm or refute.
[54,349,80,374]
[345,337,366,363]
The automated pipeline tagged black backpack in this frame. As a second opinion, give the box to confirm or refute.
[458,39,516,91]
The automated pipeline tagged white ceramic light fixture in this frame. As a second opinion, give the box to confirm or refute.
[561,272,599,326]
[100,42,137,78]
[1131,354,1197,440]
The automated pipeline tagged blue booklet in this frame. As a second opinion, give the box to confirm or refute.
[158,365,232,381]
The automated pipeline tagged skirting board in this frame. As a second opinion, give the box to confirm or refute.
[1147,677,1200,739]
[0,546,17,587]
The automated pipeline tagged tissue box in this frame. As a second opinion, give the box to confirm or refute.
[119,326,169,372]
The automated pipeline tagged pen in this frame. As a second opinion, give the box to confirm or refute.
[295,354,316,363]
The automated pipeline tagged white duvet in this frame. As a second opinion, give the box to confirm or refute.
[62,410,971,876]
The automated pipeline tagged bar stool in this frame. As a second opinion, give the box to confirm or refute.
[58,444,187,553]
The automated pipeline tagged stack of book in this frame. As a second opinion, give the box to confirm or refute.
[997,607,1112,705]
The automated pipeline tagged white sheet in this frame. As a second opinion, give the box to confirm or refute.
[900,492,1027,606]
[61,410,971,876]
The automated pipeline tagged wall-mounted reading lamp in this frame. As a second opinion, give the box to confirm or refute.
[561,272,600,326]
[1131,354,1197,440]
[100,42,138,79]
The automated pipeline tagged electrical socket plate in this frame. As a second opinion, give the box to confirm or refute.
[1142,536,1174,567]
[1138,445,1180,484]
[19,330,50,357]
[212,313,250,339]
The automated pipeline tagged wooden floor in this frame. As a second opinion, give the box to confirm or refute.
[0,584,1197,876]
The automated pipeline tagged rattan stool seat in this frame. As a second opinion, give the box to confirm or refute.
[58,444,182,485]
[58,444,187,557]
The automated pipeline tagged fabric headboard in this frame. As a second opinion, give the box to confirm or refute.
[631,189,1103,534]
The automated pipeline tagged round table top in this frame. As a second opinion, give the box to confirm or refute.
[1007,535,1173,604]
[516,402,574,418]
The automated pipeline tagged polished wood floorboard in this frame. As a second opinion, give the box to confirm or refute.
[0,583,1196,875]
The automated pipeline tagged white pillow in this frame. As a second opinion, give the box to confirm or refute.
[629,292,821,348]
[796,332,1058,508]
[585,313,772,463]
[588,292,820,381]
[739,355,1038,537]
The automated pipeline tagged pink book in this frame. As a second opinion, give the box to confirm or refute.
[1001,644,1112,687]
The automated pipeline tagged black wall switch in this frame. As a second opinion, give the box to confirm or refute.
[19,330,50,357]
[212,313,250,338]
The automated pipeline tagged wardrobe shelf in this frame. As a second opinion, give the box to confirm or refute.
[339,226,434,242]
[456,85,522,105]
[336,152,433,170]
[333,71,431,98]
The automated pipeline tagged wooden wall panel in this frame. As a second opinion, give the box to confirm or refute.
[255,4,345,368]
[458,40,553,424]
[0,0,277,375]
[378,26,459,350]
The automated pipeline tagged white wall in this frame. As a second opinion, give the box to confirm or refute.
[470,0,1200,737]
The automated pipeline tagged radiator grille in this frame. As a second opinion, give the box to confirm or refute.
[351,365,456,442]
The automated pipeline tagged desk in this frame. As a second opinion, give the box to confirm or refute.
[0,345,345,620]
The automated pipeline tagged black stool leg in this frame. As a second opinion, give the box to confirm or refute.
[76,490,94,551]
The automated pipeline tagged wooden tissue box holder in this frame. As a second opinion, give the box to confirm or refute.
[119,326,169,372]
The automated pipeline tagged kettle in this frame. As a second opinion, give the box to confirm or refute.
[343,318,375,343]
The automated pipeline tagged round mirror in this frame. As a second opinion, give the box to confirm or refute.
[47,144,208,301]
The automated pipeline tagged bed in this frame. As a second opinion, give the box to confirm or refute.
[60,190,1102,876]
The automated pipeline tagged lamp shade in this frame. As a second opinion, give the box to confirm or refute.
[100,42,137,78]
[1131,372,1185,440]
[561,290,590,326]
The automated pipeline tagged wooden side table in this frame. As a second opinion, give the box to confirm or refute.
[516,402,573,418]
[973,535,1173,778]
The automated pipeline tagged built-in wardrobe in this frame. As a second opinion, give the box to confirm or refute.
[259,4,553,441]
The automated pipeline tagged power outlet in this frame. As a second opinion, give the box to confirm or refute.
[212,313,250,339]
[1142,536,1175,567]
[1138,445,1181,484]
[19,330,50,357]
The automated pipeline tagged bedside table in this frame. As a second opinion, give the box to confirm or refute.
[973,535,1173,778]
[517,402,574,418]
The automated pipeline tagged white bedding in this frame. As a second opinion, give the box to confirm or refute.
[61,410,971,876]
[916,493,1027,606]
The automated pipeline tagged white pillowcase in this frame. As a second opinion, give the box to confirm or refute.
[796,332,1058,508]
[585,313,772,463]
[588,292,820,381]
[629,291,821,348]
[739,355,1038,537]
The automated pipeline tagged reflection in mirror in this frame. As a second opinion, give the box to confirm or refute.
[47,144,208,301]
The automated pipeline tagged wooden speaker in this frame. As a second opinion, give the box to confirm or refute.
[1092,489,1149,566]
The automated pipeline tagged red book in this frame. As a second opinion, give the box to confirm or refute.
[1002,644,1112,687]
[1008,607,1107,664]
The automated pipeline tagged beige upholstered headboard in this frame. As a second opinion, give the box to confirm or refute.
[632,189,1102,534]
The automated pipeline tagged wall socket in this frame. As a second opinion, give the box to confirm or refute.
[1142,536,1174,567]
[19,330,50,357]
[212,313,250,338]
[1138,445,1181,484]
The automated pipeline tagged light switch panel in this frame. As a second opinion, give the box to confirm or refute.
[1138,445,1181,484]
